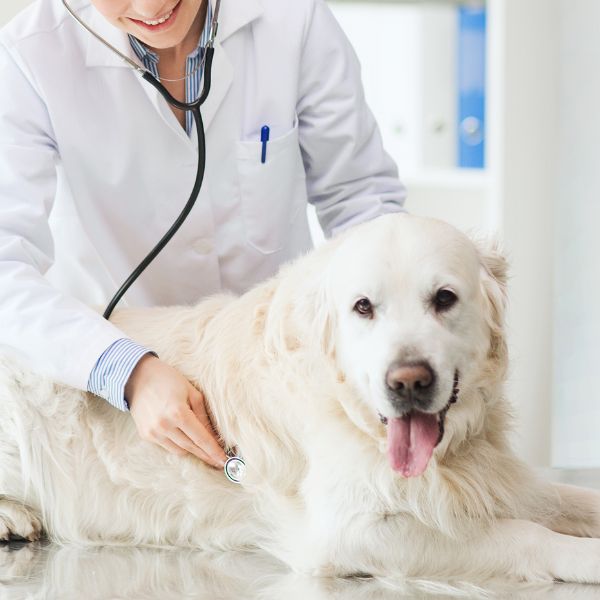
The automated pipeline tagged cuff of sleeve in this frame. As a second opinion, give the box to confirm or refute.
[87,338,157,412]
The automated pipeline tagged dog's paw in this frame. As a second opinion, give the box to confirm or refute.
[0,499,43,542]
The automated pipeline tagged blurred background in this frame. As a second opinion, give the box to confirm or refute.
[1,0,597,471]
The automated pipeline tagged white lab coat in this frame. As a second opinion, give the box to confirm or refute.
[0,0,405,390]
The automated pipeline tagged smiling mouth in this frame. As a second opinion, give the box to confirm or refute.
[378,371,460,477]
[130,1,180,28]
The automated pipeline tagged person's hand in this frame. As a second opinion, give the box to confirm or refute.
[125,354,227,468]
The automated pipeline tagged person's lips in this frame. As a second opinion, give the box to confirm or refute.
[128,1,181,31]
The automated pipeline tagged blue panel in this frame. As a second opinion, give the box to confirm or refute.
[458,6,486,169]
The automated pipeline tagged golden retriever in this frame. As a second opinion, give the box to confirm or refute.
[1,213,600,584]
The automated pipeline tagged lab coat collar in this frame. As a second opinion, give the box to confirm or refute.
[216,0,264,43]
[83,4,139,70]
[83,0,264,69]
[82,0,261,135]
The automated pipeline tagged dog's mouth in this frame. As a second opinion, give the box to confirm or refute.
[378,371,459,478]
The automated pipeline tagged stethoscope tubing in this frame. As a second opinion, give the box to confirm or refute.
[59,0,218,319]
[140,45,213,110]
[103,47,214,319]
[60,1,247,485]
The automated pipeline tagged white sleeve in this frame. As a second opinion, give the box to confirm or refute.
[0,42,127,390]
[296,0,407,238]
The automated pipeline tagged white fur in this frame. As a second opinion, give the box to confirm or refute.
[1,213,600,584]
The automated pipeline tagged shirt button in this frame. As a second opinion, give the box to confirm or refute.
[192,238,214,255]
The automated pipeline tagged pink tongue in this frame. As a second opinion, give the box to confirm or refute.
[387,412,439,477]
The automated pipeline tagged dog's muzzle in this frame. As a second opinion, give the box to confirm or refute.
[378,370,460,477]
[379,370,459,445]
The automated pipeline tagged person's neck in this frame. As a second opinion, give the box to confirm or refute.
[151,1,206,79]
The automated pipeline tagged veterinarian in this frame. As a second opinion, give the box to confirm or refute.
[0,0,406,468]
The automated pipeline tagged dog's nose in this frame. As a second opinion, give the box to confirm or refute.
[386,361,434,391]
[385,361,436,411]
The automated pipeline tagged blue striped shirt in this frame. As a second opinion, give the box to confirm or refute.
[87,339,155,411]
[87,6,212,411]
[128,1,213,136]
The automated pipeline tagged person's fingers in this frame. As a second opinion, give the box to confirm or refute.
[188,389,222,445]
[166,428,221,468]
[156,437,188,457]
[179,406,227,465]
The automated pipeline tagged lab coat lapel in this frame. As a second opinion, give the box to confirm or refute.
[199,0,264,132]
[198,37,232,133]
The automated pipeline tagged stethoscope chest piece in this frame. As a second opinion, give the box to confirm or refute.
[224,455,246,484]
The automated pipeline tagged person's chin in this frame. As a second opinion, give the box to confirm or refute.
[135,31,186,50]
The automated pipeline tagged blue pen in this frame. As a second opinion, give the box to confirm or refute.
[260,125,270,164]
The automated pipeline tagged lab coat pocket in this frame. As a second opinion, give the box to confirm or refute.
[237,123,306,254]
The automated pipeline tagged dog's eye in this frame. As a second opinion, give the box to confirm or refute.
[434,288,458,311]
[353,297,374,318]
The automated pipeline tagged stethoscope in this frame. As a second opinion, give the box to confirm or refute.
[61,0,220,321]
[62,0,246,485]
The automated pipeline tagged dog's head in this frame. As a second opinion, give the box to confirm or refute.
[314,213,507,477]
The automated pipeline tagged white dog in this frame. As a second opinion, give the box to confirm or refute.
[1,213,600,584]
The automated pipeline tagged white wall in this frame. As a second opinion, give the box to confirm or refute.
[487,0,559,466]
[552,0,600,467]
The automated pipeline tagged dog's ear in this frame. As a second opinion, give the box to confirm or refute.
[475,237,509,370]
[262,249,337,361]
[478,237,508,289]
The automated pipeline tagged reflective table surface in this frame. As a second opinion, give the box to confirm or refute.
[2,469,600,600]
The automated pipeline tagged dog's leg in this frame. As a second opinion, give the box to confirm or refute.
[482,519,600,583]
[423,518,600,583]
[316,516,600,583]
[543,482,600,538]
[0,498,43,542]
